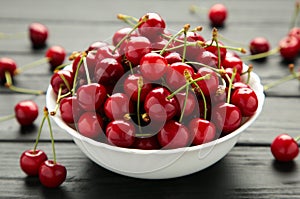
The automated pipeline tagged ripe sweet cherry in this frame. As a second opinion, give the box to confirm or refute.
[271,134,299,162]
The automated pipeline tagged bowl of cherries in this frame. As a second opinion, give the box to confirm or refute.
[46,13,265,179]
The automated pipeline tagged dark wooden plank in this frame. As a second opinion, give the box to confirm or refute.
[0,142,299,199]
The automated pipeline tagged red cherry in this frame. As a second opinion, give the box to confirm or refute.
[94,58,124,87]
[144,87,179,122]
[76,83,107,111]
[95,45,122,62]
[189,118,216,145]
[212,102,242,135]
[125,36,151,66]
[0,57,17,82]
[222,67,241,85]
[39,160,67,188]
[165,62,194,90]
[50,69,74,95]
[221,56,243,74]
[77,112,104,140]
[14,100,39,126]
[175,91,198,117]
[106,120,135,148]
[164,52,182,64]
[104,93,134,120]
[157,120,190,149]
[133,136,160,150]
[123,73,153,102]
[138,13,166,41]
[59,96,82,123]
[208,3,228,27]
[288,27,300,44]
[86,41,108,52]
[112,27,138,54]
[20,149,48,176]
[140,52,168,81]
[231,87,258,117]
[249,37,270,55]
[271,134,299,162]
[29,22,48,49]
[45,46,66,70]
[279,35,300,62]
[194,50,218,68]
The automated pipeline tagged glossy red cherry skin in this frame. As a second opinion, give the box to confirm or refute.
[208,3,228,27]
[94,58,124,87]
[288,27,300,45]
[205,40,227,60]
[104,93,134,120]
[125,36,151,66]
[123,74,153,102]
[189,118,217,145]
[95,45,122,63]
[231,87,258,117]
[77,112,104,140]
[86,41,108,52]
[175,91,198,117]
[271,134,299,162]
[279,36,300,62]
[157,120,190,149]
[39,160,67,188]
[76,83,107,112]
[20,149,48,176]
[212,102,242,135]
[50,69,74,95]
[14,100,39,126]
[59,96,82,123]
[164,52,182,64]
[249,37,270,55]
[140,52,168,81]
[144,87,179,122]
[106,120,135,148]
[0,57,17,82]
[29,22,48,49]
[194,50,218,68]
[138,12,166,41]
[45,45,66,70]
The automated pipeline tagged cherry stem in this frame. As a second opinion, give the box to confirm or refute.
[45,107,57,164]
[14,57,50,75]
[184,70,208,120]
[0,113,15,122]
[117,14,139,26]
[211,28,222,69]
[290,1,300,29]
[181,24,191,61]
[83,57,91,85]
[71,56,84,95]
[217,33,248,48]
[33,108,47,152]
[167,73,211,100]
[179,84,189,123]
[160,24,189,55]
[241,47,280,61]
[185,61,221,74]
[294,135,300,142]
[226,68,237,103]
[263,71,300,91]
[4,71,45,95]
[0,32,26,39]
[137,77,143,133]
[113,14,149,54]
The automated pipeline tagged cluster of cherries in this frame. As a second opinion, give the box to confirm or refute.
[50,12,259,150]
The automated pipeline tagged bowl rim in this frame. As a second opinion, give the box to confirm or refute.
[46,64,265,155]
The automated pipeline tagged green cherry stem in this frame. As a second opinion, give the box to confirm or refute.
[4,71,45,95]
[0,114,15,122]
[226,68,237,103]
[45,107,57,163]
[33,108,48,152]
[83,57,92,85]
[179,84,190,123]
[117,14,139,26]
[263,71,300,91]
[290,1,300,30]
[0,32,26,39]
[71,55,84,95]
[167,73,211,100]
[241,47,280,61]
[14,57,50,75]
[113,14,149,54]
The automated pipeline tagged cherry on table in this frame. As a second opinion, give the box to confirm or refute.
[208,3,228,27]
[20,149,48,176]
[0,57,17,83]
[39,160,67,188]
[29,22,48,49]
[50,69,74,95]
[278,35,300,62]
[45,45,66,71]
[249,37,270,55]
[271,134,299,162]
[14,100,39,126]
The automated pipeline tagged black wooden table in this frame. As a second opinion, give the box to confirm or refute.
[1,0,300,198]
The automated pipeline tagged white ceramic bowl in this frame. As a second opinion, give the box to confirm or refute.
[46,64,265,179]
